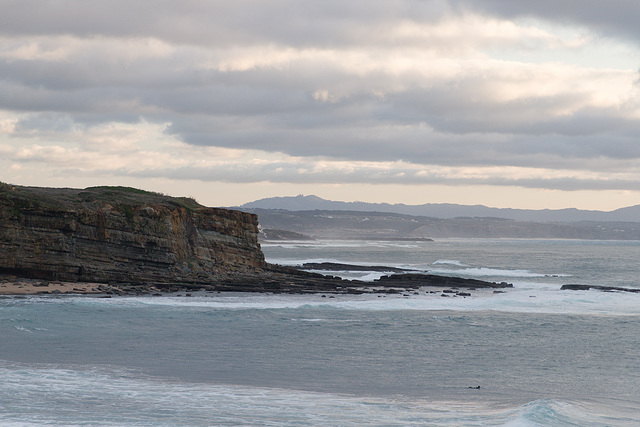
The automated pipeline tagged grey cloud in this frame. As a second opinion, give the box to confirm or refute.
[5,60,640,173]
[0,53,343,117]
[4,0,639,49]
[0,0,450,47]
[452,0,640,43]
[97,164,640,192]
[0,56,197,92]
[386,87,591,134]
[165,113,640,170]
[2,0,640,195]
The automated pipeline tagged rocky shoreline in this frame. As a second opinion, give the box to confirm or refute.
[0,263,513,297]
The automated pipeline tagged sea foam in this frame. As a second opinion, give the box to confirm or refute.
[31,285,640,316]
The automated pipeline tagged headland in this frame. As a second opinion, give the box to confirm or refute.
[0,183,511,296]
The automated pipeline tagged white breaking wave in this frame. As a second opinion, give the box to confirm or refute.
[304,270,403,282]
[430,267,550,278]
[433,260,466,266]
[46,287,640,316]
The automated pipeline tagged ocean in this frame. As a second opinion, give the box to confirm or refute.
[1,238,640,426]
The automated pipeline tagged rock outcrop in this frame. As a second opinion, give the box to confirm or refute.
[0,184,266,285]
[375,273,513,289]
[297,262,411,273]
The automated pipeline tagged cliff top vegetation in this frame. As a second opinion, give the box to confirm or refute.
[0,182,202,213]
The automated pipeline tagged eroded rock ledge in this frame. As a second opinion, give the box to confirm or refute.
[374,273,513,289]
[297,262,411,273]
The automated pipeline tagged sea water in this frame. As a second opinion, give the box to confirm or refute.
[1,238,640,425]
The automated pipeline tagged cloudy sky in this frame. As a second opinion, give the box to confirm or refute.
[1,0,640,209]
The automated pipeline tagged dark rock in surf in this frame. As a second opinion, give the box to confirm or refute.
[375,273,512,289]
[298,262,411,273]
[561,284,640,293]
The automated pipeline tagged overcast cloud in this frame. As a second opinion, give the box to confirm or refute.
[1,0,639,208]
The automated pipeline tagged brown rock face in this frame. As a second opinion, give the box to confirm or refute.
[0,184,265,284]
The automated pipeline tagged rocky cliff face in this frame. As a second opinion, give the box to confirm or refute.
[0,184,266,284]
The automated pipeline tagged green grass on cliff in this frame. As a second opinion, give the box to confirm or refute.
[86,186,158,196]
[0,183,203,213]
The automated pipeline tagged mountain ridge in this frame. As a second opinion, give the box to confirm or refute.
[239,195,640,223]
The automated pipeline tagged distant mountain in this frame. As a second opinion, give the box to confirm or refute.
[245,209,640,240]
[239,195,640,223]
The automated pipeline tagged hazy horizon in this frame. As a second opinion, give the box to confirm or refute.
[240,193,638,212]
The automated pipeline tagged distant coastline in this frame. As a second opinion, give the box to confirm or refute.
[239,194,640,223]
[249,208,640,241]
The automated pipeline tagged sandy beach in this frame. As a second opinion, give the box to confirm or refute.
[0,278,115,295]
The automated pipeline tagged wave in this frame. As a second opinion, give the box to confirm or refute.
[268,258,568,281]
[430,267,571,279]
[303,269,405,282]
[433,259,466,266]
[501,399,636,427]
[0,361,636,426]
[23,287,640,316]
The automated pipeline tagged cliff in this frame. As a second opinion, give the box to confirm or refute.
[0,184,266,285]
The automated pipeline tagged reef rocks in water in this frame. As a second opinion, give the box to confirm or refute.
[561,284,640,293]
[297,262,411,273]
[375,273,513,289]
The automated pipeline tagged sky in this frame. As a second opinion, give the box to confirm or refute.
[1,0,640,210]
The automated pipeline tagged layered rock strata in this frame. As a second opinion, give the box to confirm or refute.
[0,184,266,285]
